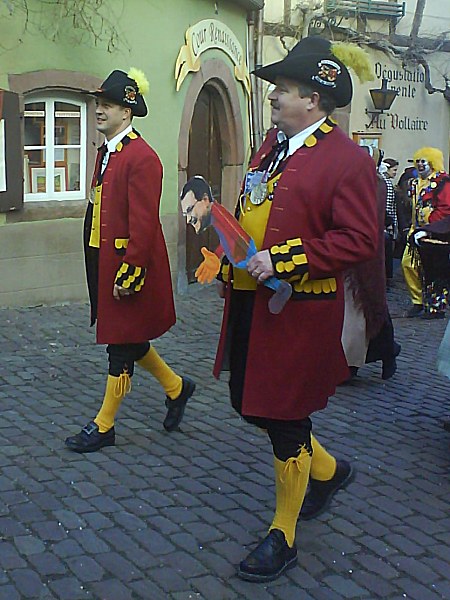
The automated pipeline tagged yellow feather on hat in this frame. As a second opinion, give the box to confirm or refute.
[128,67,150,96]
[413,147,444,172]
[331,42,375,83]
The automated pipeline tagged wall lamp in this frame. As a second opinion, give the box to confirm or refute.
[365,78,399,129]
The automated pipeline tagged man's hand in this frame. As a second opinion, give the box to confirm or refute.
[113,284,135,300]
[247,250,274,283]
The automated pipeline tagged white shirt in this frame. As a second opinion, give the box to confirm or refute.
[276,117,327,156]
[101,124,133,174]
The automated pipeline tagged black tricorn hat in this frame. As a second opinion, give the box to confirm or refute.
[253,37,353,108]
[92,69,148,117]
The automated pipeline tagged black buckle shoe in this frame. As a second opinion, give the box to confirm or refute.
[299,460,354,521]
[163,377,196,432]
[238,529,297,583]
[65,421,115,453]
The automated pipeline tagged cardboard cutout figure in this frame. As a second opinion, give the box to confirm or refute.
[180,176,292,314]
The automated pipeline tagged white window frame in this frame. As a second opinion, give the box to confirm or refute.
[24,93,87,201]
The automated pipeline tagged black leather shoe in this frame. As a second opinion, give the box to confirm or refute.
[238,529,297,583]
[163,377,195,432]
[299,460,354,521]
[382,357,397,380]
[65,421,115,453]
[406,304,424,318]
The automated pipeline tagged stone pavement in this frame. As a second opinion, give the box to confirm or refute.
[0,270,449,600]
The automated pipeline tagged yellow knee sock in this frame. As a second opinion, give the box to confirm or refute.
[310,435,337,481]
[137,346,182,399]
[269,447,312,547]
[94,373,131,433]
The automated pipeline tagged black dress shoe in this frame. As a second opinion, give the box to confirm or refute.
[238,529,297,583]
[299,460,354,521]
[65,421,115,453]
[163,377,195,432]
[406,304,424,318]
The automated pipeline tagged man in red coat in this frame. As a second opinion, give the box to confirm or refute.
[65,68,194,453]
[214,37,378,582]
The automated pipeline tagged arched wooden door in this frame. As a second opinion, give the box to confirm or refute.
[186,85,222,283]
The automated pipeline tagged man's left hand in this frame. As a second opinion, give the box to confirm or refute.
[113,284,135,300]
[247,250,274,283]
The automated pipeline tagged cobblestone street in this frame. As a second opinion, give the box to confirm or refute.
[0,272,449,600]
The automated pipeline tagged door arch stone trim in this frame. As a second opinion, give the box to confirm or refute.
[177,58,247,292]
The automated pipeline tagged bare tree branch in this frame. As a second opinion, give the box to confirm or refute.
[1,0,125,53]
[265,0,449,101]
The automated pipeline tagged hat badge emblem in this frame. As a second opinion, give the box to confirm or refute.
[124,85,137,104]
[312,60,341,88]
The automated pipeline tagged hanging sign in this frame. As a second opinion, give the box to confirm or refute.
[175,19,250,96]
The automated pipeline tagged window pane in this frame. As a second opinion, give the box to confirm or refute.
[24,101,45,147]
[58,148,81,191]
[25,148,45,167]
[55,102,80,146]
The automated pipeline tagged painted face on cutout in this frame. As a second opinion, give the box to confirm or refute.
[180,190,212,234]
[415,158,432,179]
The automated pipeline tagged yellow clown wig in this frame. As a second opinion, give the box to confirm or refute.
[413,147,444,172]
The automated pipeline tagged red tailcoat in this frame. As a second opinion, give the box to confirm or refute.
[88,134,175,344]
[214,125,378,420]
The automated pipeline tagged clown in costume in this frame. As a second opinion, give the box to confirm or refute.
[402,147,450,319]
[213,37,378,582]
[65,68,195,453]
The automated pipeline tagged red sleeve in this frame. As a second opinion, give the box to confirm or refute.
[123,148,163,269]
[429,180,450,223]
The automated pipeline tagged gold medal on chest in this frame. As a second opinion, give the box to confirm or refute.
[250,182,268,205]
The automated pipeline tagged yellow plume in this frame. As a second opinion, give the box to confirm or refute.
[331,42,374,83]
[128,67,150,96]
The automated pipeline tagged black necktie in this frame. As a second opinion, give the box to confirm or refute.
[95,144,107,185]
[275,138,289,162]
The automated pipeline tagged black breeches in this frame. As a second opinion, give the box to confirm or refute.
[418,242,450,287]
[228,289,312,462]
[107,342,150,376]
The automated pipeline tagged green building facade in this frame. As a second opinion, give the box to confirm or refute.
[0,0,263,306]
